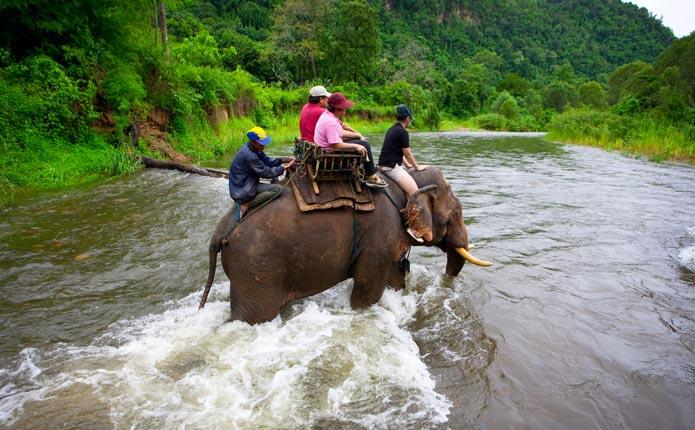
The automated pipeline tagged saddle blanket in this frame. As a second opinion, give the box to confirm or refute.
[290,174,374,212]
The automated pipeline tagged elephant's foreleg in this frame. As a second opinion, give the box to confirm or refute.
[387,261,406,291]
[350,256,390,309]
[350,282,386,309]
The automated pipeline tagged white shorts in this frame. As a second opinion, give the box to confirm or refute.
[380,164,408,182]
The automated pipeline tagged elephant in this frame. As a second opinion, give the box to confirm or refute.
[200,166,492,324]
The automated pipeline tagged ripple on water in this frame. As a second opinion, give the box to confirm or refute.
[3,133,695,429]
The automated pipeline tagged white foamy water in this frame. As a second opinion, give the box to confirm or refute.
[677,227,695,272]
[0,280,451,429]
[679,246,695,273]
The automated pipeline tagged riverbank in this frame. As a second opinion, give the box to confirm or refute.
[3,111,693,208]
[546,109,695,165]
[0,114,438,207]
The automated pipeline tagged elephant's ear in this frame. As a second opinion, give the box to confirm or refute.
[402,185,438,243]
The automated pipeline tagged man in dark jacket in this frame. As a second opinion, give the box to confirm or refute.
[229,127,295,220]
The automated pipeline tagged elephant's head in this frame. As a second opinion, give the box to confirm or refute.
[402,168,492,276]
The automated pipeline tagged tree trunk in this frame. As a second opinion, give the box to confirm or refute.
[140,156,228,178]
[153,1,159,46]
[310,56,317,80]
[158,1,169,62]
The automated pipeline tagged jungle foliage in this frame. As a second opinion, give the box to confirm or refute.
[0,0,693,202]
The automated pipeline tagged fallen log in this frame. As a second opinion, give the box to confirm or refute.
[140,156,228,178]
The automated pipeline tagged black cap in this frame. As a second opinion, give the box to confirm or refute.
[396,104,413,121]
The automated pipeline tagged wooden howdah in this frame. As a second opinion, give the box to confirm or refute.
[294,140,365,195]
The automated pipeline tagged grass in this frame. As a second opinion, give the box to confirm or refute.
[547,109,695,164]
[0,133,140,206]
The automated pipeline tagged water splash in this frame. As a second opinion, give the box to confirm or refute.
[0,281,452,429]
[678,246,695,273]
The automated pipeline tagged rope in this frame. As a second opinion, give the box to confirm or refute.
[375,185,413,273]
[346,179,361,277]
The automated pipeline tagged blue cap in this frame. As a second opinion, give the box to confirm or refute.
[246,126,271,146]
[396,104,413,121]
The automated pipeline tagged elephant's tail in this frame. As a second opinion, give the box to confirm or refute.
[199,238,222,310]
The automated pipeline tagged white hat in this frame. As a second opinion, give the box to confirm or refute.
[309,85,331,97]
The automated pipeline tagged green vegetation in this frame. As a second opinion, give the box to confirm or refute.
[0,0,692,205]
[547,34,695,163]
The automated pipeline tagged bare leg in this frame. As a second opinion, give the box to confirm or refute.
[396,172,419,196]
[239,203,250,218]
[382,168,418,196]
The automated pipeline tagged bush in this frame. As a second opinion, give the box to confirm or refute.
[102,63,147,114]
[3,55,98,142]
[263,85,306,115]
[491,91,519,118]
[612,95,641,115]
[547,108,615,141]
[375,80,429,109]
[171,30,236,68]
[417,104,442,129]
[162,64,262,133]
[475,113,505,130]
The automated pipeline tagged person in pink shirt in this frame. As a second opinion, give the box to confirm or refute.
[299,85,367,142]
[314,93,388,188]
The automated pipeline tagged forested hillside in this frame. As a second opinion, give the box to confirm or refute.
[168,0,674,83]
[1,0,693,203]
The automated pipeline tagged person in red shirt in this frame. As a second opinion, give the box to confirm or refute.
[299,86,330,142]
[299,85,367,142]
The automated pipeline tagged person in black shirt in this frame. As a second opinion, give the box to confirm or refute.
[378,104,427,196]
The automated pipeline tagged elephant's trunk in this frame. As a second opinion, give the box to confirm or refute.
[455,247,493,267]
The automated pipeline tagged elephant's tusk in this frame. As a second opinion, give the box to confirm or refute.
[456,247,493,267]
[407,228,424,243]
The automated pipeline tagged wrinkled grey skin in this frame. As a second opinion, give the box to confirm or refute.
[202,166,471,324]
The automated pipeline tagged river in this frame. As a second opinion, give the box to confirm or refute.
[1,131,694,429]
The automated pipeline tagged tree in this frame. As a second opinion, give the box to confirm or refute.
[579,81,607,108]
[544,81,577,112]
[499,72,529,97]
[158,1,170,62]
[491,91,519,118]
[524,88,544,117]
[608,61,652,104]
[449,62,491,117]
[269,0,329,82]
[389,39,444,90]
[552,63,576,83]
[327,0,380,84]
[171,30,235,67]
[656,33,695,103]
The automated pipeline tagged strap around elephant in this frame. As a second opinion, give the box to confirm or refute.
[222,186,284,242]
[346,181,361,278]
[376,187,403,211]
